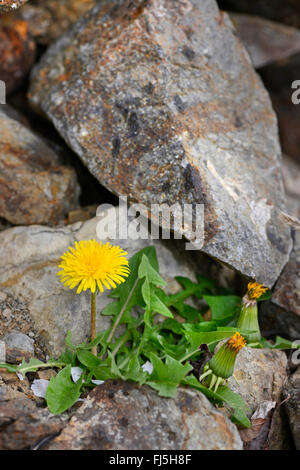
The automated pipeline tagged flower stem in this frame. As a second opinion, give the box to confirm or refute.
[91,291,97,356]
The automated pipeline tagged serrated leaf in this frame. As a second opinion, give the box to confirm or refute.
[183,321,219,333]
[138,254,166,287]
[102,247,158,326]
[46,365,83,414]
[150,292,173,317]
[123,355,147,384]
[183,330,234,350]
[146,353,192,398]
[182,376,250,428]
[77,349,101,369]
[0,363,18,372]
[260,336,300,350]
[159,318,183,335]
[203,295,241,325]
[216,386,251,428]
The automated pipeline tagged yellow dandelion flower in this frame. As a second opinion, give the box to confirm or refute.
[227,332,246,353]
[247,282,268,300]
[57,239,130,295]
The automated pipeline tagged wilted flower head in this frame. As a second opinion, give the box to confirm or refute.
[57,239,130,294]
[247,282,268,300]
[236,282,268,344]
[227,332,247,352]
[200,332,246,392]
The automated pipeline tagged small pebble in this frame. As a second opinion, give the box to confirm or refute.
[0,292,7,302]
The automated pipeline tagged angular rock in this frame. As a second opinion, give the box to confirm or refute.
[267,405,292,450]
[230,13,300,68]
[0,392,65,450]
[0,342,5,363]
[2,330,35,362]
[0,20,35,94]
[282,155,300,220]
[260,231,300,340]
[259,156,300,339]
[272,231,300,324]
[29,0,292,287]
[0,209,200,356]
[0,110,80,225]
[5,0,96,45]
[0,103,30,127]
[3,330,34,353]
[0,0,28,13]
[259,53,300,164]
[283,366,300,449]
[228,347,287,414]
[46,380,242,450]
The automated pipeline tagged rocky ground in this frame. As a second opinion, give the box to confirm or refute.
[0,0,299,450]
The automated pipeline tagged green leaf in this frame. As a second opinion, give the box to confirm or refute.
[150,292,173,317]
[203,295,241,325]
[159,318,183,335]
[164,277,209,307]
[0,363,18,372]
[46,365,83,414]
[138,254,166,287]
[183,321,219,333]
[102,246,159,325]
[216,387,251,428]
[77,349,101,369]
[179,330,236,362]
[181,376,250,428]
[146,353,193,398]
[260,336,300,350]
[90,359,118,381]
[173,303,204,322]
[123,355,147,384]
[183,330,235,351]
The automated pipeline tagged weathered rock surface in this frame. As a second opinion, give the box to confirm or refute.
[0,208,200,356]
[0,110,80,225]
[282,156,300,220]
[259,54,300,164]
[46,380,242,450]
[228,347,288,414]
[29,0,292,288]
[265,242,300,340]
[0,387,65,450]
[3,0,96,44]
[0,19,35,94]
[1,330,35,362]
[2,330,34,353]
[230,13,300,68]
[0,0,28,13]
[283,366,300,449]
[260,155,300,339]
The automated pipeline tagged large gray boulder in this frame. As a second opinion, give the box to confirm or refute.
[29,0,292,287]
[0,109,80,226]
[46,380,243,450]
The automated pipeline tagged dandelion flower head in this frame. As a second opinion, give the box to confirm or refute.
[227,332,246,353]
[58,239,130,294]
[247,282,268,300]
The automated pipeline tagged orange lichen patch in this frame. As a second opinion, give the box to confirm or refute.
[227,332,246,353]
[247,282,268,300]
